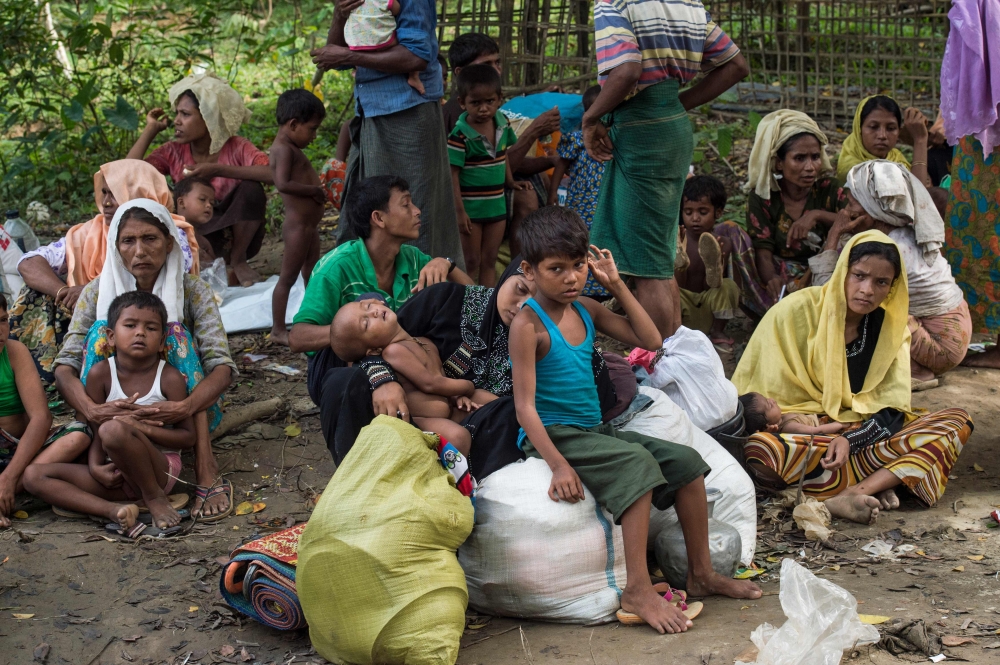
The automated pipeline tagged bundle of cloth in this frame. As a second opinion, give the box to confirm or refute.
[219,523,307,630]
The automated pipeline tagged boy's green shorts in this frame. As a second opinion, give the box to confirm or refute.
[522,422,710,524]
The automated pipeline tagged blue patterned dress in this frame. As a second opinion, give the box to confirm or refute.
[557,131,607,296]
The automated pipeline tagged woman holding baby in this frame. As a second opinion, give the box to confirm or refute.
[734,231,972,524]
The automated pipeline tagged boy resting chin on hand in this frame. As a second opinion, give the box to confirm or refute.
[509,207,761,635]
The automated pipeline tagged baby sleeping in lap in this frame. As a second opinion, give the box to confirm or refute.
[331,300,496,454]
[739,392,846,435]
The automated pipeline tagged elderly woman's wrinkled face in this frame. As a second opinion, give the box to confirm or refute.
[173,94,209,145]
[101,186,119,225]
[496,274,535,326]
[844,190,874,231]
[117,218,174,287]
[844,255,896,316]
[860,108,900,159]
[774,135,823,189]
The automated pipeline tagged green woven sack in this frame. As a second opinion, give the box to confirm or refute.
[298,416,474,664]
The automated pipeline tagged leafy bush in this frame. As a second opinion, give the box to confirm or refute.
[0,0,353,226]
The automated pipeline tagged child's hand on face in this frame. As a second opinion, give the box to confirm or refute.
[587,245,621,290]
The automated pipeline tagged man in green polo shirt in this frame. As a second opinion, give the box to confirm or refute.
[290,174,473,355]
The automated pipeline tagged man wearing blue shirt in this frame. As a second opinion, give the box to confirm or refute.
[312,0,463,268]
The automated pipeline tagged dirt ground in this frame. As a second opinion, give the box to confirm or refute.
[3,230,1000,665]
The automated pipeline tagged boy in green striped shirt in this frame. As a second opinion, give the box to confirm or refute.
[448,64,529,287]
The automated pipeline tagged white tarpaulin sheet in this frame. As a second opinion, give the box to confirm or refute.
[218,275,305,333]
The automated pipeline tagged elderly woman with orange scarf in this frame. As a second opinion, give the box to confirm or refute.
[11,160,199,384]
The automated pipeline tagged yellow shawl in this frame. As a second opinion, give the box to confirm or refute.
[836,96,911,180]
[745,109,833,199]
[732,230,912,422]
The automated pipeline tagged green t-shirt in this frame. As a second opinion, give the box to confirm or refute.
[292,239,432,328]
[447,110,518,224]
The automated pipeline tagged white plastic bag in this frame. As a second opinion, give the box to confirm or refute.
[199,257,229,301]
[644,326,738,431]
[217,274,305,333]
[736,559,880,665]
[623,387,757,565]
[0,224,25,299]
[458,457,627,624]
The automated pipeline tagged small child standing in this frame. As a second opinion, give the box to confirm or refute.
[448,64,527,287]
[675,176,740,347]
[329,299,493,454]
[343,0,426,94]
[739,392,846,436]
[509,207,760,634]
[173,176,216,264]
[547,85,607,297]
[269,89,327,346]
[24,292,195,535]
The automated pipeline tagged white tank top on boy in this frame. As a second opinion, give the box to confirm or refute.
[107,357,167,405]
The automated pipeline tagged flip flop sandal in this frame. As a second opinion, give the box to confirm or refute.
[137,509,190,525]
[105,521,183,540]
[616,601,704,626]
[51,506,109,524]
[136,494,189,513]
[193,479,234,522]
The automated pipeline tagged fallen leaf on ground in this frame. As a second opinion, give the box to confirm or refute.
[859,615,891,625]
[235,502,254,516]
[32,642,49,662]
[942,636,977,646]
[13,613,35,619]
[967,555,985,561]
[13,510,28,519]
[215,556,230,566]
[239,647,252,662]
[188,606,199,612]
[983,640,1000,649]
[252,502,266,513]
[284,423,301,437]
[954,565,966,572]
[121,635,143,643]
[974,463,985,472]
[219,645,235,657]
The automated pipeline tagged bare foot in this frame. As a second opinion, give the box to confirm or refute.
[0,514,9,528]
[113,504,140,530]
[406,71,426,95]
[146,495,181,529]
[620,585,693,634]
[876,488,900,511]
[825,494,880,524]
[269,327,290,346]
[961,347,1000,369]
[232,261,261,288]
[686,570,762,600]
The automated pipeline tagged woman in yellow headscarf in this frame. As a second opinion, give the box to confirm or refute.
[836,95,932,188]
[733,231,972,524]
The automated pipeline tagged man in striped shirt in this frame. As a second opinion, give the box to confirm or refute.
[583,0,749,341]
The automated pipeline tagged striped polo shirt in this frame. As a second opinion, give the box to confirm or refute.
[447,111,518,224]
[595,0,740,92]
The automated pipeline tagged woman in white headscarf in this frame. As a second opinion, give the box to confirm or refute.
[127,73,272,287]
[809,160,972,389]
[52,199,238,520]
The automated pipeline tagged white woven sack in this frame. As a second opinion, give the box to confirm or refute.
[623,387,758,566]
[458,456,626,624]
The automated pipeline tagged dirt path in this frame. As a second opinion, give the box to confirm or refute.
[2,234,999,664]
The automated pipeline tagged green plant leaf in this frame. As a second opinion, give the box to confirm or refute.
[716,126,733,160]
[103,96,138,131]
[691,150,705,164]
[61,100,84,125]
[109,42,123,65]
[749,111,763,135]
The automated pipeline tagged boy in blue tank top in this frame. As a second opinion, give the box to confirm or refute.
[509,207,761,634]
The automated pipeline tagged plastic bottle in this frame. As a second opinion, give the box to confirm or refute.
[4,209,40,252]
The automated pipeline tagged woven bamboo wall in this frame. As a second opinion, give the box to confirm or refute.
[437,1,951,124]
[713,1,951,125]
[437,0,597,95]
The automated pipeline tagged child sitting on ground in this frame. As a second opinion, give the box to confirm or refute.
[448,64,528,287]
[547,85,607,297]
[675,176,740,348]
[509,207,760,634]
[269,89,326,347]
[330,299,494,455]
[343,0,426,94]
[23,292,195,534]
[173,176,216,265]
[739,392,845,435]
[0,293,91,528]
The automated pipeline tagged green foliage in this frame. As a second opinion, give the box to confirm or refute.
[0,0,353,224]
